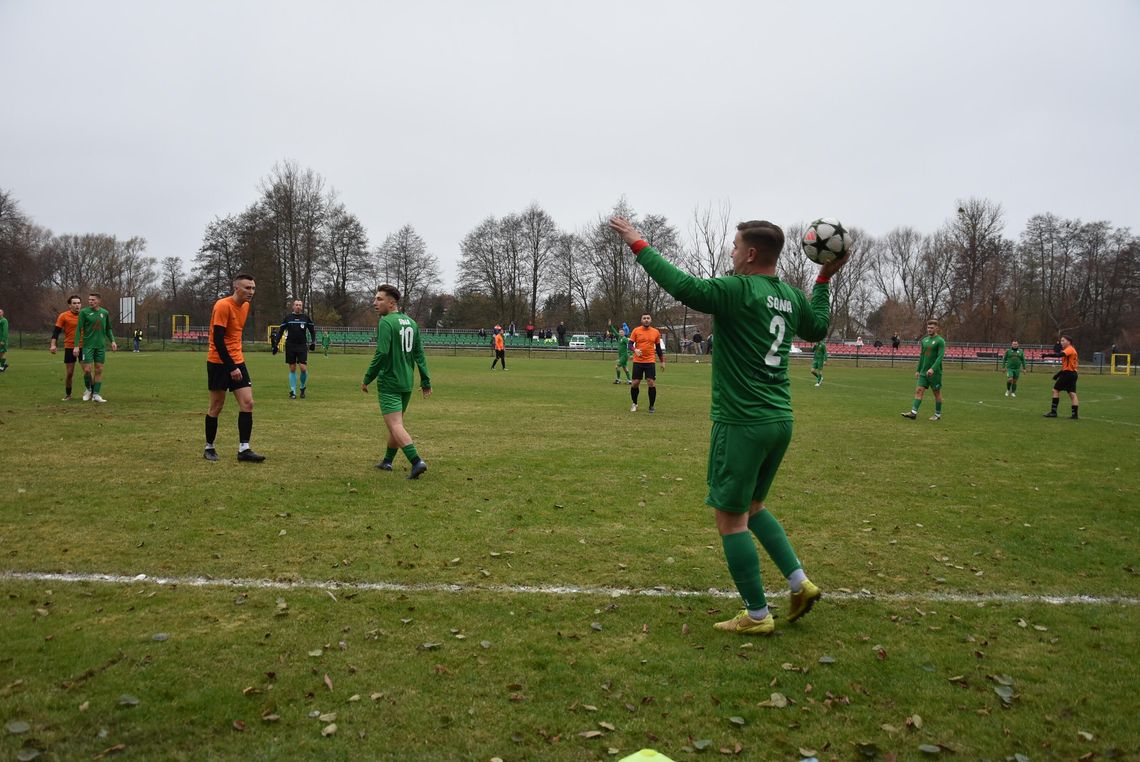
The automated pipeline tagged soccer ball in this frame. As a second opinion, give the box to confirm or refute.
[802,218,851,264]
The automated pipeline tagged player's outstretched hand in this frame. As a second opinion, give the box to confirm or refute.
[422,387,432,399]
[309,343,315,351]
[609,217,642,246]
[817,250,851,281]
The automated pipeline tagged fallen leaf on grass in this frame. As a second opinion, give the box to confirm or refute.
[693,739,713,750]
[117,695,140,707]
[598,722,616,731]
[818,655,836,664]
[579,730,603,738]
[918,744,941,754]
[1077,730,1094,741]
[261,713,280,723]
[6,721,30,734]
[307,649,323,657]
[323,673,334,691]
[94,744,126,759]
[758,693,788,708]
[232,720,246,732]
[906,714,923,729]
[728,715,746,725]
[420,643,441,651]
[321,723,337,737]
[318,712,337,722]
[16,749,41,761]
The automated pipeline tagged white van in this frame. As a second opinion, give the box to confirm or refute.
[568,334,590,349]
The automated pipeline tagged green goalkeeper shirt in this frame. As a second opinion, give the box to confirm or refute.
[916,334,946,374]
[813,342,827,365]
[609,324,631,361]
[362,311,431,393]
[76,306,114,348]
[633,245,830,424]
[1002,348,1025,371]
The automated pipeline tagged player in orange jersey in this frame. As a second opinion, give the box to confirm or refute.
[628,313,666,412]
[50,295,84,400]
[1044,335,1079,419]
[204,274,264,462]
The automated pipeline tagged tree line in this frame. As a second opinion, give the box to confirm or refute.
[2,162,1137,352]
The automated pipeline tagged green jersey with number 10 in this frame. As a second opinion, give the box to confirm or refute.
[634,245,830,424]
[363,311,431,392]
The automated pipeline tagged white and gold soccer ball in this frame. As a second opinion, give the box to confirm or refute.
[802,217,851,264]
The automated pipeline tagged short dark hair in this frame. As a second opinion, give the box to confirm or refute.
[1061,334,1072,343]
[377,284,401,302]
[89,292,101,299]
[68,294,81,303]
[736,220,784,260]
[234,273,254,284]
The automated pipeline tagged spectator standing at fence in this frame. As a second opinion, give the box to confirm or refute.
[1044,335,1079,419]
[50,296,84,397]
[491,325,507,370]
[692,330,703,355]
[610,215,844,636]
[901,319,945,421]
[557,321,566,347]
[1002,339,1026,397]
[811,341,827,386]
[526,322,534,340]
[0,308,9,373]
[132,328,143,352]
[891,332,901,351]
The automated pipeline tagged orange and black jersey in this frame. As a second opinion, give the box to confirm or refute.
[53,310,80,348]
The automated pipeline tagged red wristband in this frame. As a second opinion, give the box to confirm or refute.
[815,275,830,284]
[631,240,649,255]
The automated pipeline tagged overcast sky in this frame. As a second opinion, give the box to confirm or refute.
[2,0,1138,289]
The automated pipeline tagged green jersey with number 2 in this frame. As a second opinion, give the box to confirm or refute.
[362,311,431,393]
[633,245,830,424]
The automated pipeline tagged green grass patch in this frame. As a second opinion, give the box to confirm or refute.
[2,348,1139,759]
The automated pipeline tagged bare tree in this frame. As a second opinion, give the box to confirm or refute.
[518,203,559,324]
[161,256,184,302]
[376,224,441,322]
[776,222,814,294]
[319,200,372,323]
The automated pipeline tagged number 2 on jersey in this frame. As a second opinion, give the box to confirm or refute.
[764,315,786,367]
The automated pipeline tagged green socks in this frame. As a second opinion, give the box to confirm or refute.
[93,382,102,394]
[935,401,942,414]
[912,397,923,412]
[384,447,398,463]
[721,531,766,611]
[748,510,802,578]
[401,444,420,464]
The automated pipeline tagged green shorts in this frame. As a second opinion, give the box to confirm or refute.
[616,356,629,369]
[378,390,411,415]
[80,347,106,364]
[1006,369,1021,380]
[811,362,823,371]
[917,372,942,391]
[705,420,793,513]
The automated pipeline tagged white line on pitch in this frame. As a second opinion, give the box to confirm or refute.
[2,570,1137,607]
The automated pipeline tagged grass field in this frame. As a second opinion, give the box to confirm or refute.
[2,346,1138,761]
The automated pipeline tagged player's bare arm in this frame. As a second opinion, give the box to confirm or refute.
[609,217,641,246]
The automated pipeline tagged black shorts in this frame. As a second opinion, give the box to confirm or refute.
[632,362,657,381]
[285,345,309,364]
[1053,370,1078,393]
[63,348,78,364]
[207,362,252,392]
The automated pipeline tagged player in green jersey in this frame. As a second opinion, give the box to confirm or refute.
[611,215,848,636]
[609,321,632,384]
[811,341,827,386]
[901,319,945,421]
[1002,339,1026,397]
[361,284,432,479]
[321,330,331,357]
[0,308,8,372]
[74,293,118,402]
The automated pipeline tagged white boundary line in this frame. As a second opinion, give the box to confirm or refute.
[3,570,1137,607]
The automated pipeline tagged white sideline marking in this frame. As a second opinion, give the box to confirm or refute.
[2,570,1137,607]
